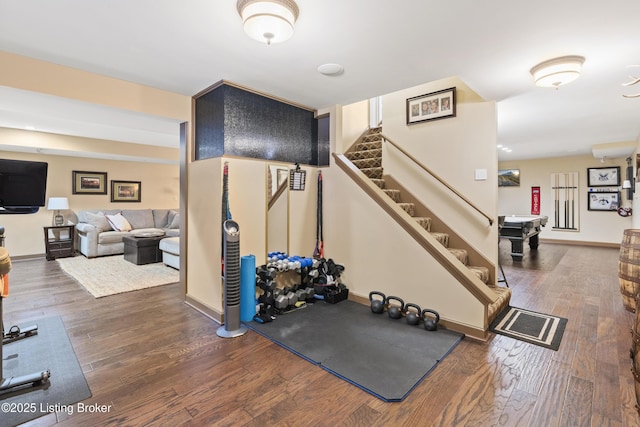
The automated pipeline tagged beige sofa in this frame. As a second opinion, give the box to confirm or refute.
[73,209,179,258]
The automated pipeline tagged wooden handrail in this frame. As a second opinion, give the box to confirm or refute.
[381,134,494,226]
[268,180,287,210]
[332,153,496,305]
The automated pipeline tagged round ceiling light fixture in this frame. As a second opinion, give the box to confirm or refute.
[237,0,299,45]
[317,63,344,76]
[530,55,585,88]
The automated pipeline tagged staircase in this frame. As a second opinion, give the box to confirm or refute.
[344,127,511,326]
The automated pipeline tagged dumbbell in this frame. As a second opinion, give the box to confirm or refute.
[257,277,276,292]
[282,286,298,299]
[274,294,288,310]
[286,291,298,306]
[257,265,277,280]
[258,290,275,306]
[297,287,314,302]
[295,288,307,303]
[303,287,315,301]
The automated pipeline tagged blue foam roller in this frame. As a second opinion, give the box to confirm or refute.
[240,254,257,322]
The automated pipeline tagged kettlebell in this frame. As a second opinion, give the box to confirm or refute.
[369,291,387,314]
[386,296,404,320]
[405,303,421,326]
[422,308,440,331]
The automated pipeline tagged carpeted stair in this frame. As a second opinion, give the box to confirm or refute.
[345,127,511,325]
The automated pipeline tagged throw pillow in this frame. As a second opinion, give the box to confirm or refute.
[106,213,133,232]
[166,209,178,228]
[85,211,111,232]
[168,213,180,229]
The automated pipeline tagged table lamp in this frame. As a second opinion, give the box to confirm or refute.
[47,197,69,226]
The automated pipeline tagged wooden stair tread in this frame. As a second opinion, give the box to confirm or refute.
[360,167,383,179]
[356,141,382,151]
[370,178,385,189]
[448,248,468,264]
[346,148,382,160]
[383,189,401,202]
[344,126,511,331]
[362,134,382,143]
[467,265,490,283]
[351,157,382,169]
[431,232,449,247]
[487,286,512,325]
[414,217,432,231]
[397,202,415,216]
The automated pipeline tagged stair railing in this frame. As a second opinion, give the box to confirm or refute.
[381,134,494,226]
[332,152,496,307]
[268,180,287,210]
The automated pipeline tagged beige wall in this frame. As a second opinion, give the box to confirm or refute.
[187,157,223,313]
[0,52,189,257]
[289,164,319,256]
[187,156,273,316]
[323,78,498,330]
[0,127,179,164]
[381,78,498,259]
[0,51,190,121]
[499,154,633,244]
[186,148,322,315]
[0,148,179,257]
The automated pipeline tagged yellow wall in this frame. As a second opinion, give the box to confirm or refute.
[187,157,223,313]
[381,78,498,260]
[0,52,189,258]
[186,156,270,316]
[0,148,179,257]
[499,154,632,244]
[289,164,319,257]
[0,127,179,164]
[0,51,190,121]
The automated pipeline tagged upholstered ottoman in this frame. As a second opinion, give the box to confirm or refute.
[123,235,164,265]
[159,237,179,270]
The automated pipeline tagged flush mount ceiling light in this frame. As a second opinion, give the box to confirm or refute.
[530,55,585,88]
[237,0,299,45]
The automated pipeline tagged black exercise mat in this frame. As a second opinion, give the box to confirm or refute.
[489,306,567,351]
[1,316,92,427]
[247,300,463,401]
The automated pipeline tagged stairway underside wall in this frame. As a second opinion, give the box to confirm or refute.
[323,162,486,332]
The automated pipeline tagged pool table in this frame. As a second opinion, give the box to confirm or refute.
[499,215,548,261]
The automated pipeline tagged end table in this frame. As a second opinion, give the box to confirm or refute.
[43,225,75,260]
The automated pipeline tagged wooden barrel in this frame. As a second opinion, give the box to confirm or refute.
[632,342,640,413]
[619,230,640,312]
[631,308,640,413]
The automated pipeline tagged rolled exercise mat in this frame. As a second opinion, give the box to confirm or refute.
[240,254,257,322]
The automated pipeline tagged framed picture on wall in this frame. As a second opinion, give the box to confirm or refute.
[111,180,141,202]
[498,169,520,187]
[587,191,619,211]
[587,166,620,187]
[406,87,456,125]
[72,171,108,195]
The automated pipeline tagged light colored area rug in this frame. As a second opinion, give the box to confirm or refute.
[56,255,179,298]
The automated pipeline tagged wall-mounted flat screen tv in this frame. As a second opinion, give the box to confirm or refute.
[0,159,48,214]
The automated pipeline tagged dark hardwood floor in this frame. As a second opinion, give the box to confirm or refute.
[3,243,638,426]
